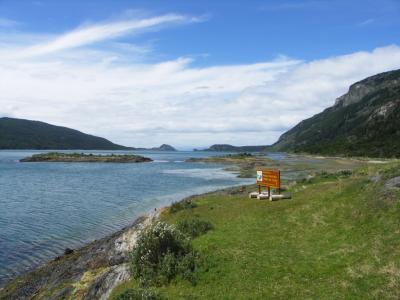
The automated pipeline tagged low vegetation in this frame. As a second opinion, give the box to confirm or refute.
[169,199,197,213]
[130,222,198,287]
[114,288,162,300]
[113,217,215,299]
[19,152,152,163]
[176,218,213,238]
[112,162,400,299]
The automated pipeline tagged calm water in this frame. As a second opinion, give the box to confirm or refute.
[0,150,253,285]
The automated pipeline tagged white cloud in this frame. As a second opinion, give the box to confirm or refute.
[6,14,197,59]
[0,15,400,149]
[0,17,19,28]
[357,18,375,27]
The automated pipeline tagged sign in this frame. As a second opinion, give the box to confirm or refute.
[256,169,280,189]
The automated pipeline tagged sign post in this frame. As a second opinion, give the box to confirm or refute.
[256,169,281,200]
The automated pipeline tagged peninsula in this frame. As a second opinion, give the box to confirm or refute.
[19,152,153,163]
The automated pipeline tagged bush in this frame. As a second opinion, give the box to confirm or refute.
[169,200,197,213]
[114,288,162,300]
[337,169,352,177]
[176,218,213,238]
[131,222,197,286]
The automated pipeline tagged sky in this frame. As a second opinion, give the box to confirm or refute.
[0,0,400,149]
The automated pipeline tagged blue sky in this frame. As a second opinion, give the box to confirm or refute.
[2,0,399,64]
[0,0,400,148]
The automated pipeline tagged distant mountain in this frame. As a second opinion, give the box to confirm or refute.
[150,144,176,151]
[199,144,270,152]
[272,69,400,158]
[133,144,177,151]
[0,117,132,150]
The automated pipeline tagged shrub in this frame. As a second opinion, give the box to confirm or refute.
[337,169,352,177]
[114,288,162,300]
[176,218,213,238]
[382,164,400,180]
[131,222,197,286]
[169,200,197,213]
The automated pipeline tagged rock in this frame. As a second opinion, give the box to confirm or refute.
[271,194,292,201]
[248,192,259,199]
[64,248,74,255]
[257,193,270,200]
[228,186,246,195]
[385,176,400,189]
[84,264,130,300]
[369,175,381,182]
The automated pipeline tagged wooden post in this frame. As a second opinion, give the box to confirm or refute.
[258,185,261,194]
[277,170,281,195]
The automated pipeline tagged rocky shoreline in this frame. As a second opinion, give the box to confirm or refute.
[0,211,158,300]
[0,184,252,300]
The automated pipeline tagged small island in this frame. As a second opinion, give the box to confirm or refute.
[20,152,153,163]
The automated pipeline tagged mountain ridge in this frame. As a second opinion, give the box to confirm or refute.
[272,69,400,157]
[0,117,132,150]
[196,144,270,152]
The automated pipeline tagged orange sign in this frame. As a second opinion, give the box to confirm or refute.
[256,169,280,189]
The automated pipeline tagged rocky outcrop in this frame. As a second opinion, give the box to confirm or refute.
[385,176,400,190]
[334,71,400,107]
[0,213,158,300]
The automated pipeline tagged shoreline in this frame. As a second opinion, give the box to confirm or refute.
[0,152,381,299]
[0,183,253,299]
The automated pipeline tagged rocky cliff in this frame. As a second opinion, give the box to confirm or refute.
[273,69,400,157]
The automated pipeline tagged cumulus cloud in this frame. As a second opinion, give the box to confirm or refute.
[0,14,400,148]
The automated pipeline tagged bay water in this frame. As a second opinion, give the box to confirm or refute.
[0,150,252,285]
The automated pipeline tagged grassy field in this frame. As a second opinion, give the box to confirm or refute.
[111,162,400,299]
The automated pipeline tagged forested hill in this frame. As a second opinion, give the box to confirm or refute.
[199,144,270,152]
[272,69,400,158]
[0,117,132,150]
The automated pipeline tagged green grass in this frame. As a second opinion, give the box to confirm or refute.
[112,163,400,299]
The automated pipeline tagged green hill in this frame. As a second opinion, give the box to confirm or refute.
[273,69,400,158]
[200,144,270,152]
[0,117,132,150]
